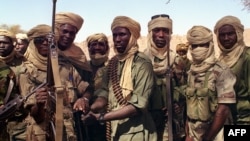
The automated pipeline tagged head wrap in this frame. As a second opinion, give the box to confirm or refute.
[176,43,188,52]
[148,16,173,34]
[0,29,17,63]
[144,15,175,76]
[187,26,213,45]
[24,24,52,71]
[214,15,245,67]
[0,29,16,43]
[186,25,216,73]
[16,33,28,40]
[111,16,140,61]
[27,24,52,41]
[55,12,84,32]
[86,33,110,66]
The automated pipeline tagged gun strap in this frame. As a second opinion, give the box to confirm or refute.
[4,70,15,104]
[50,47,64,141]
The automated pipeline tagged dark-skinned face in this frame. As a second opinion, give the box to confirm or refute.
[88,40,108,55]
[0,36,14,57]
[33,36,49,57]
[58,24,77,51]
[112,27,131,54]
[218,24,237,49]
[152,27,170,48]
[15,38,28,54]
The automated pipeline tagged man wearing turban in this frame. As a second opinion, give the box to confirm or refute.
[184,25,236,141]
[0,29,25,79]
[18,24,91,141]
[214,15,250,125]
[0,29,27,141]
[83,16,157,141]
[83,33,110,141]
[55,11,91,73]
[15,33,29,55]
[143,14,188,141]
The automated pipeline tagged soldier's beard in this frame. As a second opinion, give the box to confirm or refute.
[90,53,108,66]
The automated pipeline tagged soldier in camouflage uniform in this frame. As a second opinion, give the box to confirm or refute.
[183,25,236,141]
[21,23,92,141]
[0,61,17,141]
[0,29,28,141]
[214,15,250,125]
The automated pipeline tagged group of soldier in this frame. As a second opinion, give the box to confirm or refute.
[0,10,249,141]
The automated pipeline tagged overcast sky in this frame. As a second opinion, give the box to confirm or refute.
[1,0,249,42]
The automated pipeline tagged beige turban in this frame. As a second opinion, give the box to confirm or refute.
[0,29,16,42]
[86,33,109,47]
[148,16,172,34]
[111,16,140,60]
[27,24,52,41]
[86,33,110,66]
[25,24,52,71]
[214,15,245,67]
[16,33,28,40]
[176,43,189,52]
[55,12,84,32]
[186,26,213,45]
[111,16,141,40]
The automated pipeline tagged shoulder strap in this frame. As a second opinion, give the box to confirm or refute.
[4,70,15,104]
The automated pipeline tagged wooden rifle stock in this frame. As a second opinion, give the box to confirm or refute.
[166,49,173,141]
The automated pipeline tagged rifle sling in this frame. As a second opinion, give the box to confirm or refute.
[50,48,64,141]
[4,70,15,104]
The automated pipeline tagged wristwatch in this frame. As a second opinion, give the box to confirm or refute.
[98,112,106,125]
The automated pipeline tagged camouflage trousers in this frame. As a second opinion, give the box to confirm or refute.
[0,121,9,141]
[26,113,77,141]
[187,121,223,141]
[7,121,27,141]
[150,110,185,141]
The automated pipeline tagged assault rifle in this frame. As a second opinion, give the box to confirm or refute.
[44,0,60,141]
[0,82,46,121]
[166,48,173,141]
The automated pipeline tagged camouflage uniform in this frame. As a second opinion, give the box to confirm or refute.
[184,62,236,141]
[0,29,27,141]
[0,61,19,141]
[20,55,90,141]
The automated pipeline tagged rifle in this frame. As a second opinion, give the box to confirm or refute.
[43,0,64,140]
[73,111,90,141]
[166,48,173,141]
[0,82,46,121]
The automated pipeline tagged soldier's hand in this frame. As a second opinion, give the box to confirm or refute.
[185,135,194,141]
[73,97,90,114]
[174,103,182,114]
[81,111,98,125]
[35,87,48,105]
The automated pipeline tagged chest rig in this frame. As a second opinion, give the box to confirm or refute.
[185,71,218,122]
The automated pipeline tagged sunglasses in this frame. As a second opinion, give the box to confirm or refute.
[34,36,48,44]
[151,14,170,20]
